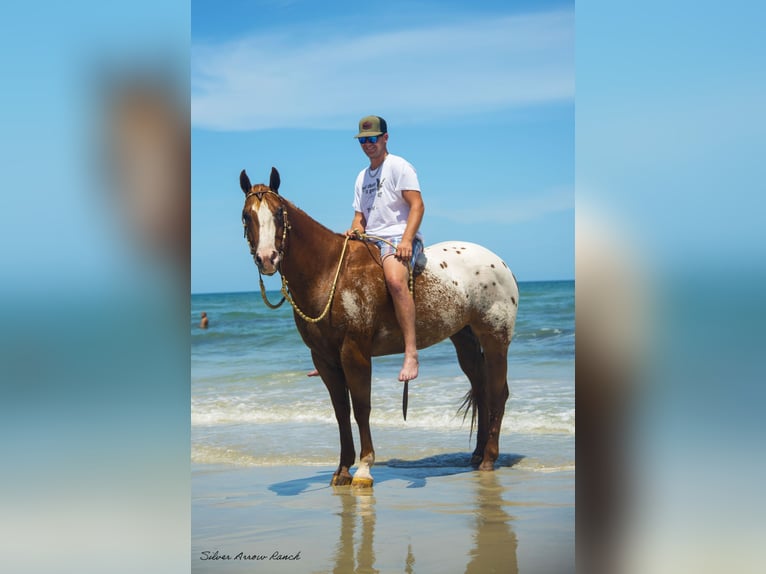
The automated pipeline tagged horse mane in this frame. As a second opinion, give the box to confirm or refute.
[278,195,347,241]
[242,168,345,241]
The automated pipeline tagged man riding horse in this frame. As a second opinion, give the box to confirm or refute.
[240,124,519,486]
[346,115,424,384]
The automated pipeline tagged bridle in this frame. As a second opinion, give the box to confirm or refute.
[243,188,292,310]
[243,188,290,265]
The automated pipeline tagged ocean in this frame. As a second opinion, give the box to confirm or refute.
[191,280,574,474]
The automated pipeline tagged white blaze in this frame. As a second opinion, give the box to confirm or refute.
[253,201,278,263]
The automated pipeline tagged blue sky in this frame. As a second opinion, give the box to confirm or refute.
[191,0,574,294]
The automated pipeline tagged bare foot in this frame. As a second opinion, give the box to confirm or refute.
[399,353,419,382]
[307,369,320,377]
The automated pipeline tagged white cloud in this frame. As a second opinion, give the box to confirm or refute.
[192,10,574,131]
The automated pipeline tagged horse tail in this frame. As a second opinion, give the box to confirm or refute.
[457,389,478,445]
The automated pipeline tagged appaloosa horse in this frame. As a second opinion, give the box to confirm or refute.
[241,167,519,487]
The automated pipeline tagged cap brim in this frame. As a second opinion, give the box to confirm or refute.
[354,131,384,138]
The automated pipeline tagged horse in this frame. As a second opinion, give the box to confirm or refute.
[240,167,519,487]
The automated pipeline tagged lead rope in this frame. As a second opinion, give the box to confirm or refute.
[258,274,285,309]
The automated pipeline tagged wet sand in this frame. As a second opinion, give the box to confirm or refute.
[192,456,574,573]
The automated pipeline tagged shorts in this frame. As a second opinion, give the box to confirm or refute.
[373,236,424,270]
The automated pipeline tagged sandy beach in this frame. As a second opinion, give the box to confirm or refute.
[192,457,574,573]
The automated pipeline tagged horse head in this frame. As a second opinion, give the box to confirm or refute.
[240,167,288,276]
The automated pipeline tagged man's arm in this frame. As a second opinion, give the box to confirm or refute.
[397,190,425,260]
[345,211,367,237]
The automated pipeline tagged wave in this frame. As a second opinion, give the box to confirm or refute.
[191,445,574,472]
[192,444,338,467]
[515,460,576,473]
[191,401,574,435]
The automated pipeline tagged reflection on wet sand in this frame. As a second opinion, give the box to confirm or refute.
[466,471,518,574]
[332,488,378,574]
[328,467,519,573]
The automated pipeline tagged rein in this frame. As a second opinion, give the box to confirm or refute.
[248,192,413,325]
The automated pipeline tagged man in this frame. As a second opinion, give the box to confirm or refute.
[346,115,425,382]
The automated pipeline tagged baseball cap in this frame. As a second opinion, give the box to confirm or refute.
[354,115,388,138]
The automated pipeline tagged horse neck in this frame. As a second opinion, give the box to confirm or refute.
[281,202,345,294]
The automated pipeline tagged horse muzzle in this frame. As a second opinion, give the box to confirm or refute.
[254,250,281,275]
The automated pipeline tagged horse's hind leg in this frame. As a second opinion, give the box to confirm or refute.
[450,326,489,466]
[313,351,355,486]
[475,335,510,471]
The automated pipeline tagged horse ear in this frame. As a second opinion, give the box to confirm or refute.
[240,170,252,194]
[269,167,281,194]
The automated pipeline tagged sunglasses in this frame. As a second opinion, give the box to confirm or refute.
[358,136,381,144]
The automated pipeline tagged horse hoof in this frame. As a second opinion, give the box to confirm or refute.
[470,454,483,467]
[331,473,353,486]
[351,476,374,488]
[478,460,496,471]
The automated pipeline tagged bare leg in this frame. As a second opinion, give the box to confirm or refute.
[382,255,419,382]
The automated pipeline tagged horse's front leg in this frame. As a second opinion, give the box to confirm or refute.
[313,351,355,486]
[340,339,375,488]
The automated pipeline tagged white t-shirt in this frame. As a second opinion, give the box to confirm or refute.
[352,154,422,239]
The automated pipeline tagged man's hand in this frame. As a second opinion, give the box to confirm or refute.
[396,239,413,262]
